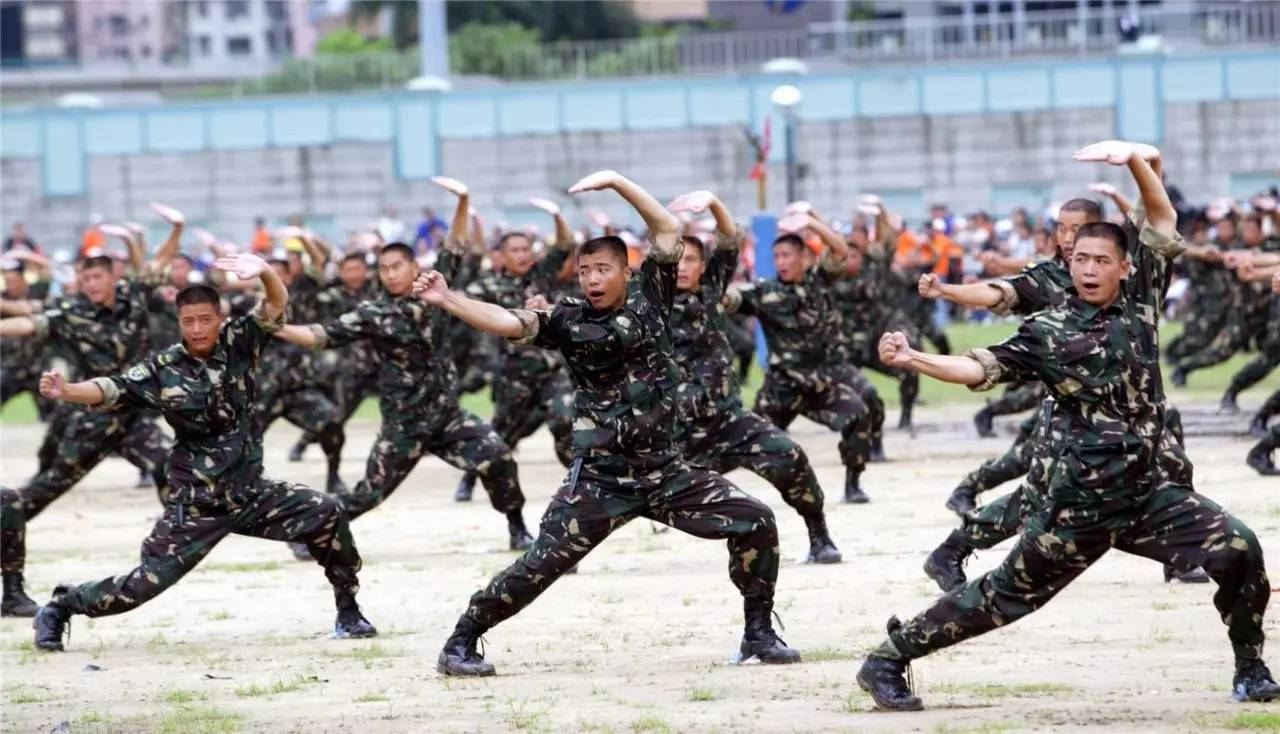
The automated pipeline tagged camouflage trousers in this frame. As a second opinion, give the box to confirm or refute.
[18,407,169,524]
[1175,309,1247,374]
[1259,390,1280,425]
[299,365,379,449]
[755,364,874,476]
[1,369,54,419]
[492,368,574,469]
[986,381,1044,417]
[1226,338,1279,396]
[1,488,25,573]
[684,405,825,519]
[956,414,1037,496]
[1166,303,1232,362]
[879,484,1269,662]
[459,458,779,630]
[255,380,344,471]
[52,478,362,617]
[341,410,523,520]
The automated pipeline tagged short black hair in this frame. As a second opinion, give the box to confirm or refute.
[378,242,415,263]
[340,252,368,266]
[80,255,114,273]
[1060,198,1104,223]
[772,233,806,252]
[267,257,290,268]
[175,283,222,312]
[679,235,708,262]
[172,253,193,266]
[577,235,628,266]
[498,232,531,250]
[3,260,24,274]
[1074,222,1129,257]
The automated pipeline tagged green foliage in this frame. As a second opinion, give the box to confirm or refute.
[316,28,393,55]
[1224,712,1280,731]
[449,22,546,77]
[447,1,639,42]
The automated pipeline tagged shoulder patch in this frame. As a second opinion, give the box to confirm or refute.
[126,363,150,381]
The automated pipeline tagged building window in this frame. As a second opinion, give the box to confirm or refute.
[198,35,211,56]
[227,36,252,55]
[197,1,208,18]
[141,44,151,57]
[266,1,286,21]
[265,31,277,54]
[109,14,128,35]
[226,1,250,20]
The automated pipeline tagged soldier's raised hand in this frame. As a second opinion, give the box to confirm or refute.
[879,331,913,368]
[1073,140,1159,166]
[150,202,186,226]
[1088,183,1118,197]
[568,170,621,195]
[99,224,133,240]
[431,176,469,198]
[39,370,66,399]
[528,197,561,216]
[213,253,269,280]
[918,272,944,299]
[668,191,718,215]
[776,213,811,235]
[413,271,449,304]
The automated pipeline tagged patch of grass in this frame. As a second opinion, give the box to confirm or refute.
[631,717,673,734]
[155,705,243,734]
[935,723,1019,734]
[804,647,856,662]
[205,561,283,573]
[504,697,551,731]
[933,681,1074,698]
[335,642,403,661]
[209,609,233,620]
[1223,711,1280,731]
[686,686,720,702]
[1151,601,1176,611]
[234,675,319,699]
[7,686,46,704]
[162,688,207,704]
[841,690,869,713]
[353,692,390,703]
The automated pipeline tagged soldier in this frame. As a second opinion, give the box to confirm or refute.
[430,170,796,676]
[1,255,53,416]
[0,204,185,611]
[667,189,840,564]
[1245,270,1280,477]
[0,487,33,616]
[857,143,1276,711]
[971,381,1044,438]
[253,230,347,495]
[1163,217,1232,365]
[273,183,534,551]
[288,251,381,463]
[30,253,376,651]
[1221,206,1280,413]
[725,211,877,503]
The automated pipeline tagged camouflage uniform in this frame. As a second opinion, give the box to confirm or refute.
[1173,238,1280,378]
[10,278,171,546]
[295,280,382,451]
[877,219,1268,664]
[984,381,1044,418]
[255,272,345,480]
[1,282,54,417]
[445,249,501,394]
[729,248,876,486]
[1,488,25,575]
[462,242,574,467]
[1226,244,1280,397]
[672,229,830,529]
[300,249,525,524]
[455,242,780,631]
[49,305,362,617]
[955,414,1037,499]
[1164,245,1232,362]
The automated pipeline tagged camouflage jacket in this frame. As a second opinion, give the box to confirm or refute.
[729,248,847,371]
[969,220,1184,503]
[1,282,52,382]
[91,304,283,506]
[262,272,326,380]
[986,255,1074,317]
[669,228,744,419]
[514,241,683,476]
[314,279,379,373]
[464,245,571,378]
[32,277,155,380]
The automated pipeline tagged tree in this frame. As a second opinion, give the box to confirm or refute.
[315,27,393,55]
[449,22,546,77]
[446,1,638,41]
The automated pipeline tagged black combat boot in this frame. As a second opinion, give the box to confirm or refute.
[1252,414,1272,439]
[288,541,312,561]
[1,572,38,617]
[135,469,154,490]
[857,616,923,711]
[334,592,377,639]
[843,467,869,504]
[973,406,995,438]
[454,472,476,502]
[1234,659,1280,702]
[922,530,970,592]
[870,436,887,463]
[326,470,347,496]
[1247,435,1280,476]
[944,484,977,516]
[508,511,534,551]
[288,440,307,462]
[1170,366,1188,388]
[1163,564,1210,583]
[1220,390,1240,414]
[739,598,801,664]
[803,515,842,564]
[437,616,496,676]
[897,401,913,432]
[33,587,72,651]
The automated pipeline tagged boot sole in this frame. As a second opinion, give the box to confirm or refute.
[856,672,924,711]
[806,553,843,564]
[1,608,38,618]
[436,661,496,677]
[943,498,975,516]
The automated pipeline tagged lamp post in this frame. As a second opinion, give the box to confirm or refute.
[770,84,802,205]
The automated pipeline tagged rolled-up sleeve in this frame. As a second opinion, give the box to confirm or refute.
[964,348,1006,392]
[89,376,123,409]
[508,308,543,346]
[818,246,847,274]
[715,225,745,252]
[985,280,1020,317]
[30,313,52,340]
[1137,221,1187,260]
[251,300,284,334]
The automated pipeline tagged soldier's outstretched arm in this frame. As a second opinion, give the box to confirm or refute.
[1089,183,1133,221]
[0,316,36,337]
[878,331,986,386]
[275,324,319,348]
[100,224,145,273]
[412,270,526,339]
[918,274,1002,309]
[149,202,186,272]
[799,212,848,266]
[432,176,472,250]
[569,170,681,259]
[37,370,105,406]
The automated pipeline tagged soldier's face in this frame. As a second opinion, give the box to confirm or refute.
[502,235,535,276]
[1056,210,1091,260]
[339,260,368,291]
[676,245,705,291]
[170,258,192,287]
[80,265,117,305]
[179,302,224,358]
[1070,236,1129,307]
[1243,221,1263,247]
[1216,219,1236,243]
[773,241,806,283]
[3,271,25,296]
[378,250,418,296]
[843,246,863,277]
[577,250,629,310]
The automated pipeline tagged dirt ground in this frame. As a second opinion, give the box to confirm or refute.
[2,401,1279,734]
